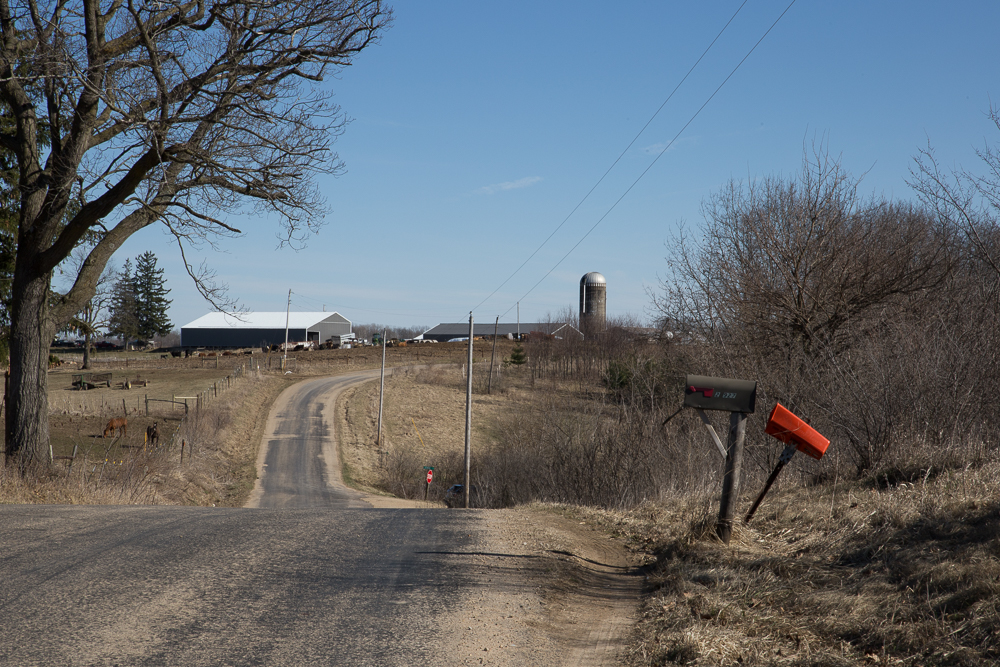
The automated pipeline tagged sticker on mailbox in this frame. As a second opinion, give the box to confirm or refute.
[683,374,757,414]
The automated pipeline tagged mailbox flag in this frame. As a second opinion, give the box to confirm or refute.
[764,403,829,460]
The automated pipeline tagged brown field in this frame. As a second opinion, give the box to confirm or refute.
[337,354,532,498]
[2,343,480,506]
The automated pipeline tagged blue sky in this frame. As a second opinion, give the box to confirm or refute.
[109,1,1000,332]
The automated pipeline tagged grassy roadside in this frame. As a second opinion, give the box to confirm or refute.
[335,362,539,502]
[13,345,1000,666]
[566,463,1000,667]
[333,353,1000,667]
[1,357,303,505]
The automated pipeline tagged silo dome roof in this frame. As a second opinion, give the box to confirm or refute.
[581,272,606,286]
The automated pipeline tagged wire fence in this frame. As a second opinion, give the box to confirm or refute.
[156,361,261,450]
[68,352,286,372]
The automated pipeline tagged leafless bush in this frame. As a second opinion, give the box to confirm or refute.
[649,151,999,478]
[468,380,721,510]
[381,445,463,502]
[656,152,952,361]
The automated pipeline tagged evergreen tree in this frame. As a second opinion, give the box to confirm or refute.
[134,251,172,340]
[107,259,139,344]
[507,342,527,366]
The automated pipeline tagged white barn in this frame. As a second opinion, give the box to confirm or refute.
[181,312,351,348]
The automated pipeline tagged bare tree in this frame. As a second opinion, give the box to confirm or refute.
[58,246,116,369]
[910,103,1000,280]
[655,152,953,364]
[652,152,969,474]
[0,0,390,471]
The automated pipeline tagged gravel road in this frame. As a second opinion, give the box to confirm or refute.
[0,372,641,666]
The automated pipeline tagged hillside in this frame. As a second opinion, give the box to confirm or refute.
[337,349,1000,667]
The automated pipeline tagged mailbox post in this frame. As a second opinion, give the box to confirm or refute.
[683,374,757,544]
[716,411,747,544]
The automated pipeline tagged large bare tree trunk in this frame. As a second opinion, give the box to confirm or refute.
[0,0,389,475]
[5,263,55,473]
[82,333,91,370]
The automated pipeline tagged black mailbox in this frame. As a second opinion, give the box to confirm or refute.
[683,374,757,414]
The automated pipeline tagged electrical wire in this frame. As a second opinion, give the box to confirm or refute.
[469,0,752,316]
[493,0,799,320]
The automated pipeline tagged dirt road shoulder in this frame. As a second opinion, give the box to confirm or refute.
[443,505,643,667]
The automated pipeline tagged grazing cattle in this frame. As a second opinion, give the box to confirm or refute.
[103,417,127,438]
[146,422,160,447]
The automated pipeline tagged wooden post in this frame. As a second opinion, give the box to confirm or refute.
[376,328,386,447]
[145,395,149,416]
[464,313,474,509]
[716,411,747,544]
[180,439,186,463]
[488,316,499,395]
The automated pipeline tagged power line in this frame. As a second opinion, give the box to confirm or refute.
[497,0,799,318]
[470,0,752,316]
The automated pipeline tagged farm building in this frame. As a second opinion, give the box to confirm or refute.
[181,312,352,348]
[420,322,582,342]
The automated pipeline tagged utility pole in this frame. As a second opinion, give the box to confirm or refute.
[487,316,499,394]
[516,302,520,340]
[283,289,291,365]
[377,328,387,447]
[464,312,473,508]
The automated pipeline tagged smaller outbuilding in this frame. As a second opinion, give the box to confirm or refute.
[181,312,351,348]
[420,322,582,342]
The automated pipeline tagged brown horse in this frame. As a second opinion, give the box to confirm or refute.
[103,417,127,438]
[145,422,159,447]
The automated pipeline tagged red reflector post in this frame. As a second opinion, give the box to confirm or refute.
[764,403,830,460]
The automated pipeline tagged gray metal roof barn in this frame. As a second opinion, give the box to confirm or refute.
[181,312,351,348]
[419,322,582,342]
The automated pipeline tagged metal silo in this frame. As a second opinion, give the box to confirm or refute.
[579,272,606,336]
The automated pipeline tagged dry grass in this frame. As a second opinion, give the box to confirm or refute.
[336,361,536,501]
[565,458,1000,667]
[1,366,293,506]
[3,343,472,506]
[153,370,295,506]
[336,353,1000,665]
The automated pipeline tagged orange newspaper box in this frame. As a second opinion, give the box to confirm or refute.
[764,403,829,460]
